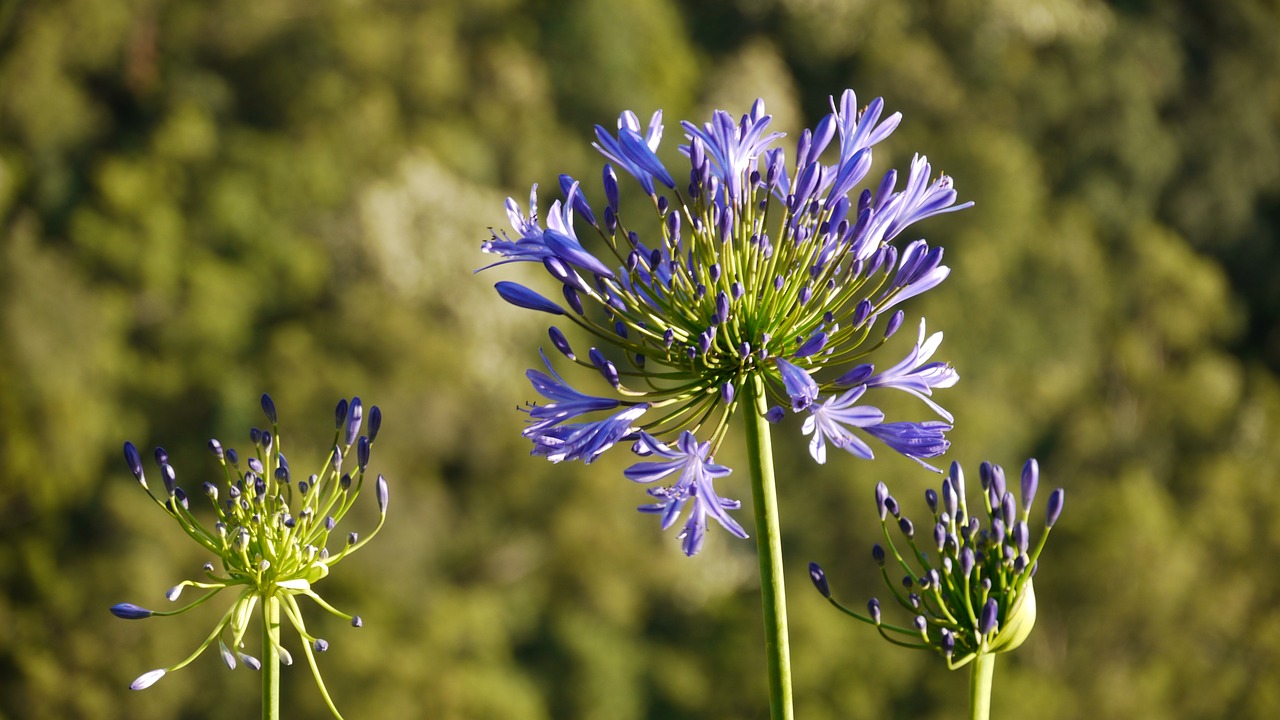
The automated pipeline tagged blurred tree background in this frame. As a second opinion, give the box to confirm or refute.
[2,0,1278,717]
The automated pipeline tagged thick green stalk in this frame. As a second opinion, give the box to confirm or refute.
[263,595,281,720]
[742,374,794,720]
[969,652,995,720]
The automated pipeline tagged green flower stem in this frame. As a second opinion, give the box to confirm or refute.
[743,373,794,720]
[969,652,995,720]
[263,595,281,720]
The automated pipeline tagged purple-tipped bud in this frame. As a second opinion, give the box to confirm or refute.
[219,640,237,669]
[883,310,905,339]
[603,164,620,213]
[914,615,927,634]
[925,488,938,514]
[1001,492,1016,527]
[898,517,914,538]
[166,585,183,602]
[721,382,735,404]
[247,457,264,476]
[990,463,1007,500]
[203,482,218,500]
[345,397,363,447]
[1014,520,1030,554]
[347,531,358,546]
[885,496,900,519]
[130,669,166,690]
[110,603,154,620]
[313,638,329,653]
[1021,458,1039,509]
[980,598,999,635]
[926,569,941,588]
[808,562,831,598]
[154,447,169,466]
[160,464,177,496]
[765,406,785,423]
[261,393,277,424]
[239,653,262,671]
[495,281,565,316]
[902,575,914,589]
[208,439,224,460]
[941,628,956,656]
[796,331,828,358]
[548,326,575,360]
[250,427,262,446]
[942,478,958,517]
[950,460,966,501]
[368,406,382,443]
[335,398,348,431]
[351,615,363,628]
[874,482,890,520]
[1046,488,1065,527]
[871,543,885,566]
[960,547,975,577]
[868,598,882,624]
[275,465,289,483]
[376,474,389,514]
[600,360,620,388]
[226,448,238,467]
[991,517,1006,544]
[357,436,371,471]
[123,442,145,485]
[933,523,946,551]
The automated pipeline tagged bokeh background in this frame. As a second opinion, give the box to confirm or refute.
[3,0,1279,718]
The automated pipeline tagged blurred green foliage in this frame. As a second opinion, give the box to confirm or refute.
[2,0,1279,717]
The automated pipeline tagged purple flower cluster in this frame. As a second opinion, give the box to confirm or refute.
[483,91,970,554]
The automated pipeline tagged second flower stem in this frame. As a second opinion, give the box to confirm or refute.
[263,595,281,720]
[969,652,995,720]
[743,374,794,720]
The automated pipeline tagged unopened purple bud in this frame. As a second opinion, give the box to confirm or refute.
[808,562,831,598]
[657,195,669,215]
[942,478,958,517]
[495,280,565,316]
[376,474,389,514]
[219,640,237,669]
[153,447,168,466]
[1046,488,1065,527]
[208,439,224,460]
[960,547,975,577]
[898,517,914,538]
[601,360,620,388]
[123,442,145,484]
[902,575,914,589]
[990,463,1007,499]
[357,436,371,471]
[347,531,358,546]
[313,638,329,653]
[926,569,941,588]
[883,310,905,339]
[249,427,262,445]
[720,382,735,404]
[226,448,238,467]
[345,397,363,446]
[334,398,349,431]
[1014,555,1028,573]
[914,615,927,633]
[732,281,744,300]
[933,523,946,551]
[980,598,999,635]
[868,598,882,624]
[324,515,336,531]
[941,628,956,655]
[549,327,575,359]
[885,496,900,519]
[925,488,938,513]
[663,328,675,348]
[1014,520,1030,554]
[765,406,785,423]
[351,616,363,628]
[796,331,827,357]
[799,285,813,306]
[160,464,177,496]
[1021,458,1039,509]
[852,299,873,328]
[368,406,382,443]
[110,603,154,620]
[874,482,890,520]
[603,164,620,213]
[909,592,921,609]
[203,482,218,499]
[871,543,885,566]
[260,393,277,424]
[1001,492,1016,527]
[239,653,262,671]
[247,457,264,476]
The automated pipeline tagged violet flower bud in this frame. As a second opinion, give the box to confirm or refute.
[808,562,831,598]
[1021,458,1039,509]
[1046,488,1065,527]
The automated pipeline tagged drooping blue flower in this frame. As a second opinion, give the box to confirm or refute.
[483,90,970,554]
[626,431,749,557]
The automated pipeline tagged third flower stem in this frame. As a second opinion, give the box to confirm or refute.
[969,652,995,720]
[263,595,281,720]
[743,373,794,720]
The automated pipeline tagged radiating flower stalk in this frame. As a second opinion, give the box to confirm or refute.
[482,90,970,719]
[112,394,389,720]
[809,459,1065,720]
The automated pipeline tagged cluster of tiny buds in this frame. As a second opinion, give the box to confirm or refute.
[810,459,1064,668]
[112,394,388,714]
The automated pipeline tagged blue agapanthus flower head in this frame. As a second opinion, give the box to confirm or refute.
[483,90,971,555]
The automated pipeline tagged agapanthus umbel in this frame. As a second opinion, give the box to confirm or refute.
[112,394,388,719]
[809,459,1065,667]
[483,91,969,555]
